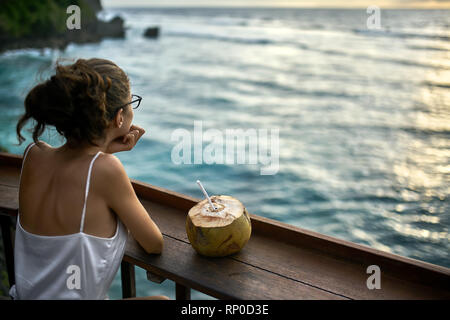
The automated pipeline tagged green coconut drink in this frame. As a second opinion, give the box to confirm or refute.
[186,182,252,257]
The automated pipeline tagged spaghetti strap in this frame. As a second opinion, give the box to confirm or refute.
[80,151,102,232]
[19,142,36,183]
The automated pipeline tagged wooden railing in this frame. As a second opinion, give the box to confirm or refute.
[1,151,450,300]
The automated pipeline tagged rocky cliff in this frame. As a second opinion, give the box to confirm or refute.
[0,0,125,53]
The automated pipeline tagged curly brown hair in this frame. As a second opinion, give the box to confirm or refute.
[16,58,130,146]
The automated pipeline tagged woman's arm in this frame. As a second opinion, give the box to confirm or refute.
[105,125,145,154]
[96,153,163,254]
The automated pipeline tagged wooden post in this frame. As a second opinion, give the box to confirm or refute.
[121,261,136,298]
[0,215,15,287]
[176,283,191,300]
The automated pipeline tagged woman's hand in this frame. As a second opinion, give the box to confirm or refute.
[105,125,146,154]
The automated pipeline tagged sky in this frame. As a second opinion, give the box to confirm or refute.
[102,0,450,9]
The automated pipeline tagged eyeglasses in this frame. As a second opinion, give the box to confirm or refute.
[115,94,142,113]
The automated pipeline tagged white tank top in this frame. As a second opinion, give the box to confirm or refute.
[9,143,128,300]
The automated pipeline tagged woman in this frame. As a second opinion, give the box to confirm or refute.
[10,58,167,300]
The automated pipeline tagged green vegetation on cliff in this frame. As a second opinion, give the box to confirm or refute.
[0,0,96,39]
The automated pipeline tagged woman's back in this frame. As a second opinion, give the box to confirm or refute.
[10,142,128,300]
[19,141,117,238]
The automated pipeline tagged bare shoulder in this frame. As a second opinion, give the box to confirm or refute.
[94,153,127,176]
[92,153,138,209]
[24,140,50,159]
[35,140,51,149]
[93,153,131,191]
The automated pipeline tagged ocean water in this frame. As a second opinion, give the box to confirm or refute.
[0,8,449,299]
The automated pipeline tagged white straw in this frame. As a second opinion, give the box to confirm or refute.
[196,180,217,211]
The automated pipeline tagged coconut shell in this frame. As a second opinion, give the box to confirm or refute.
[186,195,252,257]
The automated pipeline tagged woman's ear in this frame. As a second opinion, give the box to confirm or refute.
[114,108,124,128]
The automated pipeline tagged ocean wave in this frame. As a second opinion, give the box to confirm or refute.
[360,55,449,70]
[422,81,450,89]
[401,127,450,137]
[226,77,360,99]
[166,29,449,70]
[0,47,56,58]
[407,45,449,52]
[165,31,276,45]
[346,194,402,203]
[325,124,450,139]
[165,30,448,70]
[353,29,450,42]
[304,47,449,70]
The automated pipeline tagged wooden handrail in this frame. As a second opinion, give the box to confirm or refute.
[0,151,449,300]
